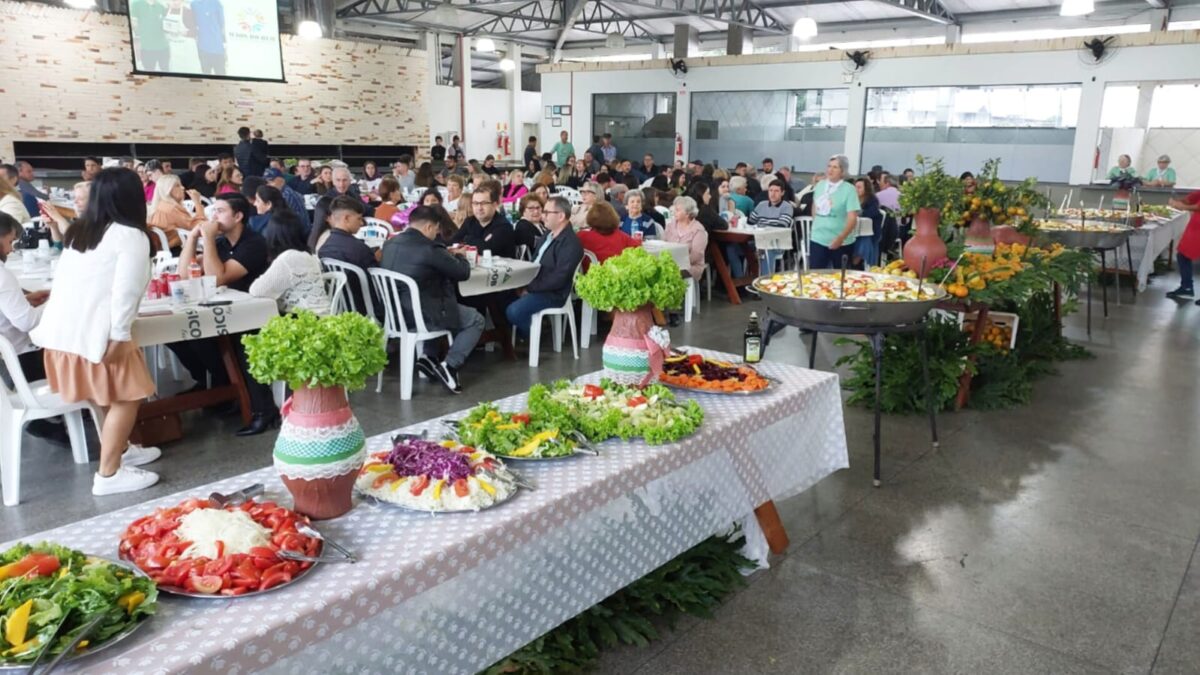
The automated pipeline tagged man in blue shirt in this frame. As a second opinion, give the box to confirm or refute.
[190,0,226,75]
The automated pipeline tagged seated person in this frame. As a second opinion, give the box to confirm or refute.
[372,176,404,225]
[745,179,795,273]
[664,196,709,280]
[249,214,331,316]
[570,182,601,230]
[619,189,657,239]
[579,202,640,266]
[380,206,484,395]
[514,193,548,256]
[148,174,205,253]
[313,195,379,316]
[450,180,515,258]
[506,196,584,341]
[1145,155,1176,188]
[728,176,755,216]
[174,193,275,437]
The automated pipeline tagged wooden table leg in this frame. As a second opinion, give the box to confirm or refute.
[1053,282,1063,338]
[954,305,988,411]
[707,240,741,305]
[217,335,253,426]
[754,500,790,555]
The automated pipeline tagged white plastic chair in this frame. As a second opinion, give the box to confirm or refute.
[182,199,196,215]
[356,224,391,249]
[579,251,599,349]
[856,216,875,239]
[199,195,214,207]
[368,268,453,400]
[177,229,190,248]
[436,187,449,200]
[407,187,428,203]
[322,271,347,314]
[0,336,99,506]
[149,226,171,253]
[556,187,582,205]
[523,262,582,367]
[320,258,377,321]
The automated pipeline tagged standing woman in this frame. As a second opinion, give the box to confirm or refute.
[502,170,529,205]
[852,176,882,268]
[30,168,161,495]
[809,155,861,269]
[1166,189,1200,300]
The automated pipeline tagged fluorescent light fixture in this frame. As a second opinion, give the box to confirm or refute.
[475,37,496,53]
[963,23,1148,44]
[64,0,95,8]
[297,20,322,39]
[1060,0,1094,17]
[498,58,516,71]
[793,17,818,40]
[1167,20,1200,31]
[791,35,945,53]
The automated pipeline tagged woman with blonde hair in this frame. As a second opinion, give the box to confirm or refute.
[0,173,30,223]
[501,169,529,205]
[148,174,205,252]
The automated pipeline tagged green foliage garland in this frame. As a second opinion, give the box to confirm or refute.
[898,155,964,233]
[242,310,388,391]
[574,247,688,312]
[481,532,755,675]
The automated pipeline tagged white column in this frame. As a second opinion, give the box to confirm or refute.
[1069,78,1104,185]
[675,86,691,164]
[460,35,473,154]
[844,84,867,174]
[508,41,522,163]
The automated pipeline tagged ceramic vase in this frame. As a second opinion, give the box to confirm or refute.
[964,217,996,254]
[991,225,1032,246]
[902,207,948,276]
[273,385,365,520]
[601,305,668,386]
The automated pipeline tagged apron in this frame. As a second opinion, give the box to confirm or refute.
[163,5,200,73]
[815,181,841,217]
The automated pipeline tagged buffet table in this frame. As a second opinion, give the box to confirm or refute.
[14,351,847,674]
[1111,212,1188,291]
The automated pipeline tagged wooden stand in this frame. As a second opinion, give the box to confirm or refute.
[137,335,253,434]
[707,231,761,304]
[754,501,790,554]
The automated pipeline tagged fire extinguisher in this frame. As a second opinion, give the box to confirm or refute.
[1093,146,1100,170]
[674,132,684,160]
[497,124,510,158]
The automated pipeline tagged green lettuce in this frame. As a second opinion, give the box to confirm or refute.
[574,248,688,312]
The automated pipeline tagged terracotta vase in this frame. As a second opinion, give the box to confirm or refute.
[601,305,668,386]
[964,217,996,254]
[991,225,1031,246]
[902,207,948,276]
[273,385,365,520]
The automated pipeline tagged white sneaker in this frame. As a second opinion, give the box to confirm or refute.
[122,444,162,467]
[92,465,160,496]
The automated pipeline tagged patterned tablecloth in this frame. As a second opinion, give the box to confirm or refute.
[15,350,848,674]
[1111,212,1188,291]
[728,225,793,251]
[458,258,540,297]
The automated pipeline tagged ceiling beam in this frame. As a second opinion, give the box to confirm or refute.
[1145,0,1168,7]
[600,0,791,35]
[554,0,589,62]
[870,0,957,25]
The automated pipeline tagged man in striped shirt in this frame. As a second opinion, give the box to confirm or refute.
[748,180,794,273]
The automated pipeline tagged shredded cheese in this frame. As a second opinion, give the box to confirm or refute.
[176,509,272,559]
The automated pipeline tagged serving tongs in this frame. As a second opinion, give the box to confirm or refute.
[27,612,106,674]
[208,483,265,508]
[295,522,357,563]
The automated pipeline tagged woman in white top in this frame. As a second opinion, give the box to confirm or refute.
[250,214,331,316]
[30,168,161,496]
[0,173,30,224]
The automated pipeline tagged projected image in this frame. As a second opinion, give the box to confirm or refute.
[128,0,284,81]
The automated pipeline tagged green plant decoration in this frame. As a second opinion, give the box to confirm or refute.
[958,158,1051,236]
[574,247,688,312]
[242,310,387,391]
[898,155,964,233]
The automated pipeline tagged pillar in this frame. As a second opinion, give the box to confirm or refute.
[1069,78,1104,185]
[507,42,522,163]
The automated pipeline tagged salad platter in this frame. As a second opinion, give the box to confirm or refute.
[119,497,325,598]
[529,379,705,445]
[660,352,773,395]
[450,404,598,461]
[1037,220,1133,250]
[753,271,945,327]
[356,438,523,513]
[0,543,157,671]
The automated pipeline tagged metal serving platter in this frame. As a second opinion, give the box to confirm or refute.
[356,472,524,514]
[0,556,153,672]
[1037,225,1134,250]
[753,270,946,328]
[119,543,322,600]
[658,371,777,396]
[436,423,598,462]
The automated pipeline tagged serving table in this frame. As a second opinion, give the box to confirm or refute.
[10,351,847,674]
[643,239,690,272]
[1112,211,1189,291]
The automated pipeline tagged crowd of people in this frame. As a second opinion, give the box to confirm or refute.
[0,125,983,498]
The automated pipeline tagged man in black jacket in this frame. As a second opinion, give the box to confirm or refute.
[506,195,584,340]
[380,206,484,394]
[234,126,268,179]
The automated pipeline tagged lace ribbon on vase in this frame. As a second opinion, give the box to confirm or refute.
[275,449,367,482]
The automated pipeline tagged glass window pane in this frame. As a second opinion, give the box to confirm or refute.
[1100,85,1139,127]
[593,93,677,161]
[1149,84,1200,128]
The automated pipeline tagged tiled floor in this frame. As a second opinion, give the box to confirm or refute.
[4,276,1200,674]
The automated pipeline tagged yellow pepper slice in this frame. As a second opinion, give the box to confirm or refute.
[118,591,146,614]
[4,599,33,648]
[511,430,558,457]
[475,477,496,496]
[432,479,445,501]
[364,464,391,473]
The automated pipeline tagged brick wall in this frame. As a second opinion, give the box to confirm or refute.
[0,0,429,160]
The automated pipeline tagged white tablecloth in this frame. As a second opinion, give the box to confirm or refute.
[1112,212,1189,291]
[643,239,690,271]
[458,258,540,297]
[729,225,793,251]
[132,290,280,347]
[13,350,848,674]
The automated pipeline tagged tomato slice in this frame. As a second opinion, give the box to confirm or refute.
[248,546,277,559]
[511,413,531,425]
[188,575,223,594]
[454,478,469,498]
[583,384,604,399]
[235,559,261,582]
[410,475,431,496]
[627,395,648,407]
[204,556,234,578]
[260,570,293,590]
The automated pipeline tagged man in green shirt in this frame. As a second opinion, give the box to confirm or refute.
[1145,155,1176,187]
[131,0,170,71]
[550,130,575,168]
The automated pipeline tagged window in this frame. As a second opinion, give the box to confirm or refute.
[867,85,1079,129]
[793,89,848,128]
[1148,84,1200,128]
[1100,85,1139,127]
[865,88,942,128]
